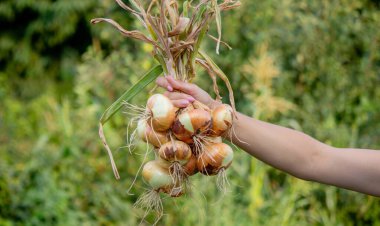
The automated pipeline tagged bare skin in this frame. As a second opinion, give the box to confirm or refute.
[156,76,380,197]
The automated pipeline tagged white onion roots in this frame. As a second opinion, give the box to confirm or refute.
[126,146,153,195]
[192,134,223,159]
[169,162,189,189]
[192,135,207,157]
[124,101,170,150]
[122,102,160,195]
[216,168,230,194]
[165,186,183,197]
[123,101,151,152]
[134,189,163,225]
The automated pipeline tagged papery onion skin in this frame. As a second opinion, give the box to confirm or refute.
[183,154,198,176]
[197,143,234,175]
[211,104,233,136]
[204,136,223,145]
[137,120,169,147]
[142,160,173,189]
[192,100,211,112]
[147,94,177,132]
[172,108,212,143]
[158,140,192,165]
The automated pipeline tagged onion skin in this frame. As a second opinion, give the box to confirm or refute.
[183,154,198,176]
[137,120,169,147]
[211,104,233,136]
[158,141,192,165]
[147,94,177,132]
[142,160,184,197]
[159,185,184,197]
[204,136,223,144]
[197,143,234,175]
[142,160,173,190]
[192,100,211,112]
[172,108,212,143]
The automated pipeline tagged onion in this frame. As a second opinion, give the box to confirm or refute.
[158,140,192,165]
[158,140,193,185]
[197,143,234,175]
[203,136,223,145]
[172,108,212,143]
[142,160,173,190]
[147,94,177,132]
[141,160,183,198]
[137,119,169,147]
[192,100,211,112]
[211,104,233,136]
[183,154,198,176]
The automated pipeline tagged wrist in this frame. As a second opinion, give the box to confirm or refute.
[208,99,222,109]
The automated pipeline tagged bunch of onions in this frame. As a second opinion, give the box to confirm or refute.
[134,94,234,196]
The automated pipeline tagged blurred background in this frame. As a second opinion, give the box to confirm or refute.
[1,0,380,225]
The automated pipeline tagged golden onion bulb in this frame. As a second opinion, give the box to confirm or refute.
[211,104,233,136]
[137,119,169,147]
[147,94,177,132]
[158,140,192,165]
[183,154,198,176]
[142,160,173,190]
[172,108,212,143]
[197,143,234,175]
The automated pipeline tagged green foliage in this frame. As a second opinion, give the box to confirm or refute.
[1,0,380,225]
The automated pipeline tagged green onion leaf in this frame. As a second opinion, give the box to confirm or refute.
[99,65,163,179]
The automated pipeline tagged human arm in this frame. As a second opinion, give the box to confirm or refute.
[230,112,380,197]
[156,76,380,197]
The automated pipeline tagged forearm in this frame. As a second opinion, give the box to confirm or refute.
[229,112,380,197]
[318,147,380,196]
[229,112,327,179]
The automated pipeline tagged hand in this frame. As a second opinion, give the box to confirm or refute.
[156,76,220,109]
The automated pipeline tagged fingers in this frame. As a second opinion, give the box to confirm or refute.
[164,91,194,108]
[156,77,173,91]
[171,99,191,108]
[164,91,195,102]
[166,76,197,95]
[156,76,199,95]
[156,76,200,108]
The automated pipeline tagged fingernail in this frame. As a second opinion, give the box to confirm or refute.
[187,96,195,102]
[167,85,173,91]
